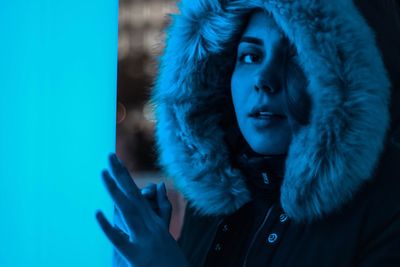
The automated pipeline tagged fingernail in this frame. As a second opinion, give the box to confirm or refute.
[141,188,150,194]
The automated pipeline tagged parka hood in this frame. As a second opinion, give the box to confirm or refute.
[150,0,400,223]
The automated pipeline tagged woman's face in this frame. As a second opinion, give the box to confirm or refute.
[231,10,299,155]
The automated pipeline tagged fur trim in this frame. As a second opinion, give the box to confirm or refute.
[149,0,391,223]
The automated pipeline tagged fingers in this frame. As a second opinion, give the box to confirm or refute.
[101,170,144,234]
[113,205,129,233]
[141,181,172,228]
[107,153,155,221]
[96,210,136,259]
[156,182,172,229]
[141,183,159,211]
[141,183,157,198]
[108,153,142,202]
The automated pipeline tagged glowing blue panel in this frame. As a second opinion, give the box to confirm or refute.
[0,0,119,266]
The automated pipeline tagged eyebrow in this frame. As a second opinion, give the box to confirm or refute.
[239,36,263,46]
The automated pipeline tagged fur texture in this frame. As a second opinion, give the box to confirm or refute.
[149,0,391,223]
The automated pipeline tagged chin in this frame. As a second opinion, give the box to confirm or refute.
[250,144,286,155]
[246,134,290,155]
[238,119,292,155]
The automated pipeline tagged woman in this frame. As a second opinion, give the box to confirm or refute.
[96,0,400,266]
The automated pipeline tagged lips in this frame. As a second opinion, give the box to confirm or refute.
[250,111,285,129]
[248,104,285,118]
[253,112,286,119]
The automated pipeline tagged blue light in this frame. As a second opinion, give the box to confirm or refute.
[0,0,119,266]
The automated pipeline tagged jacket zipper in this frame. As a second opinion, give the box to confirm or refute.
[242,203,275,267]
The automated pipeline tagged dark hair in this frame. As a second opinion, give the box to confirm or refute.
[283,56,312,127]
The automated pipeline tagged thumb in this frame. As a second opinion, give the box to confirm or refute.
[156,181,172,229]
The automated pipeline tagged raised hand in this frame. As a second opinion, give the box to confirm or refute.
[95,153,190,267]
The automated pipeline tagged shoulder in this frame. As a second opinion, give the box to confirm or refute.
[353,144,400,264]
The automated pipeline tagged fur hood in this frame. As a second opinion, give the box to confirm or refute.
[149,0,400,223]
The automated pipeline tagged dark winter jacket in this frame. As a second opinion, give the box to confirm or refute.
[149,0,400,266]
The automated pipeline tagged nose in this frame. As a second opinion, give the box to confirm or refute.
[254,48,286,94]
[254,83,276,94]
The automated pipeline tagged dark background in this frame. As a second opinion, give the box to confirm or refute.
[115,0,186,240]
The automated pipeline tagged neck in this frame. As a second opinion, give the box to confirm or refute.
[233,141,287,200]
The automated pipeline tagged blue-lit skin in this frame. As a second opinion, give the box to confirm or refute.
[96,153,190,266]
[231,11,306,155]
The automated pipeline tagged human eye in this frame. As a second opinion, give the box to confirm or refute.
[238,51,262,64]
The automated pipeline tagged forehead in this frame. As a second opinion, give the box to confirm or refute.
[241,10,285,43]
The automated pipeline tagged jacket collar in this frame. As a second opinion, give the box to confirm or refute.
[233,142,286,201]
